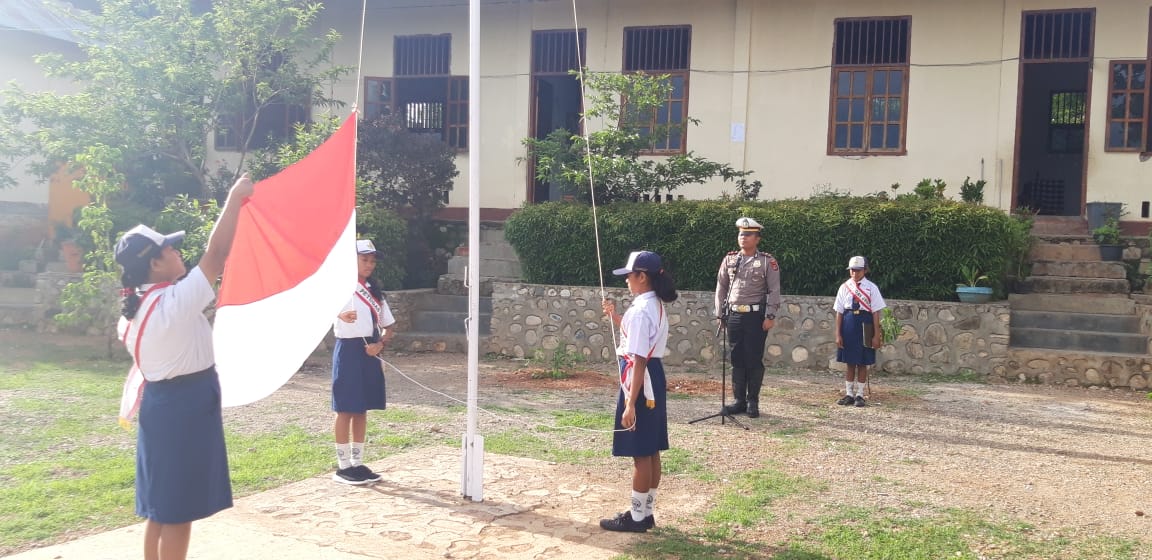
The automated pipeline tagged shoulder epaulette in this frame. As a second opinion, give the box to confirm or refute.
[727,251,738,255]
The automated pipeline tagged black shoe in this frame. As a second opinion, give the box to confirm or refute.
[854,395,866,407]
[837,395,855,406]
[352,464,382,482]
[722,401,747,415]
[331,467,370,486]
[643,515,655,530]
[747,401,759,418]
[599,511,649,533]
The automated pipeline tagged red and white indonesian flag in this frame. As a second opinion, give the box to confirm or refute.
[213,114,359,407]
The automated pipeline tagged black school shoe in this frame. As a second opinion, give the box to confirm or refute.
[332,467,370,485]
[837,395,855,406]
[644,515,655,530]
[352,464,382,482]
[599,511,649,533]
[854,395,866,407]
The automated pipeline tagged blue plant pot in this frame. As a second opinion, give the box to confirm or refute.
[956,286,993,303]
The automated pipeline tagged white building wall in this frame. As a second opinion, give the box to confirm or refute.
[0,32,83,204]
[318,0,1152,216]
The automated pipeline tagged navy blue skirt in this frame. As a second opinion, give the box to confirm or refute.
[612,357,669,458]
[332,338,386,413]
[136,367,232,523]
[836,310,876,366]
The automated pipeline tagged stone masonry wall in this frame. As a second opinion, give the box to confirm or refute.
[487,282,1011,375]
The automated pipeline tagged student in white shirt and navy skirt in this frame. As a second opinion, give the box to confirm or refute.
[330,239,396,485]
[599,250,678,533]
[114,174,253,560]
[833,256,887,408]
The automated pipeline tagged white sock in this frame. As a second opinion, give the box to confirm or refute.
[336,443,351,469]
[844,380,854,396]
[644,488,657,518]
[350,442,364,467]
[856,381,867,397]
[630,490,648,522]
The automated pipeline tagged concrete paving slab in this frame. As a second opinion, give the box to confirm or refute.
[2,448,650,560]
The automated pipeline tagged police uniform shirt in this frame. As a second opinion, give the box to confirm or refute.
[116,266,216,382]
[615,291,669,359]
[833,277,887,314]
[333,288,396,339]
[714,251,782,317]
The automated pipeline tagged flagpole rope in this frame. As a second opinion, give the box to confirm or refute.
[353,0,368,113]
[377,356,631,434]
[568,1,619,353]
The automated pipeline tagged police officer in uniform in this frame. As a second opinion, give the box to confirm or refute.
[714,217,781,418]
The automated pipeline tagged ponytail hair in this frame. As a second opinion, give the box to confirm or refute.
[119,267,148,319]
[648,269,678,303]
[365,277,382,300]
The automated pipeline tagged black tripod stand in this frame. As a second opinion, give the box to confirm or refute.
[689,314,748,430]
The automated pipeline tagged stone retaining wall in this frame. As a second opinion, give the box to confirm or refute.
[487,282,1011,375]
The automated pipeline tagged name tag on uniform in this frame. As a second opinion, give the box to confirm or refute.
[753,260,761,268]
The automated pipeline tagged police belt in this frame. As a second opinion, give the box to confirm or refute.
[730,304,763,313]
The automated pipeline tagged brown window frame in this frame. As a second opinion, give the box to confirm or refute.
[362,34,468,151]
[1106,61,1148,152]
[827,16,911,156]
[622,25,691,155]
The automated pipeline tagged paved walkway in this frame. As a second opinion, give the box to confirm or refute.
[4,448,648,560]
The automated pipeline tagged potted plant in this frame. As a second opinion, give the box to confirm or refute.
[956,265,993,303]
[1092,217,1123,261]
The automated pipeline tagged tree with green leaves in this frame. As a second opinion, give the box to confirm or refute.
[0,0,347,202]
[0,0,347,334]
[522,71,761,204]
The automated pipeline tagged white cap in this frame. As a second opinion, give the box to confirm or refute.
[356,239,382,256]
[736,217,763,232]
[847,256,868,270]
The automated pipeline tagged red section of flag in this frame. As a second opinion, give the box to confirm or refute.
[217,114,358,307]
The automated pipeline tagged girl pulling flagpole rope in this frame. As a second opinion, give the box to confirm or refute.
[598,250,678,533]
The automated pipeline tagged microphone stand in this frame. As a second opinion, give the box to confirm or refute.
[689,307,748,430]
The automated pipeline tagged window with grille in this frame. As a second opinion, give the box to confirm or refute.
[1022,10,1094,61]
[362,35,467,150]
[1106,62,1146,151]
[1047,91,1086,154]
[623,25,691,154]
[533,29,585,75]
[828,17,910,155]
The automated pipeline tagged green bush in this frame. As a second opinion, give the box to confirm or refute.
[505,197,1029,301]
[357,204,407,291]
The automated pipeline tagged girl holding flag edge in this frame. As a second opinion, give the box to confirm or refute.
[599,250,678,533]
[834,255,887,407]
[330,239,397,485]
[114,173,253,560]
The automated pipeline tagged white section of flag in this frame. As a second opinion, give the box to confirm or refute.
[213,214,358,408]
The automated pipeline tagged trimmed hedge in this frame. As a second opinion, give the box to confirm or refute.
[504,198,1029,301]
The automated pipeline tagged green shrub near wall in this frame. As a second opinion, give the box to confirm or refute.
[504,198,1029,301]
[357,204,407,291]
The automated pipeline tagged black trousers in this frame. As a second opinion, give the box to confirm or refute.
[726,308,768,371]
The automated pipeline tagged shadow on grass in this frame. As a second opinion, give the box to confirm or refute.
[625,526,832,560]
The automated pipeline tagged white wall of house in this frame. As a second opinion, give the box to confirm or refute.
[318,0,1152,217]
[0,32,82,205]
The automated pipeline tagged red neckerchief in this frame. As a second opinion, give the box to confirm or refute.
[354,281,384,329]
[118,282,171,426]
[844,279,873,313]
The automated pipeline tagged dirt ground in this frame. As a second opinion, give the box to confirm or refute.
[5,330,1152,556]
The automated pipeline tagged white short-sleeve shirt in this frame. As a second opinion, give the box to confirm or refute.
[117,266,216,382]
[833,277,887,314]
[615,291,669,359]
[333,288,396,339]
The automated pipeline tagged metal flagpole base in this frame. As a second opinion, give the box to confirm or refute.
[461,433,484,502]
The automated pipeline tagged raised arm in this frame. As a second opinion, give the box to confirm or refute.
[198,174,254,282]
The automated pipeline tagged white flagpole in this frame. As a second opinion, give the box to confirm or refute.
[461,0,484,502]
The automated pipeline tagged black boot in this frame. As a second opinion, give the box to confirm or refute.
[723,367,747,414]
[746,367,765,418]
